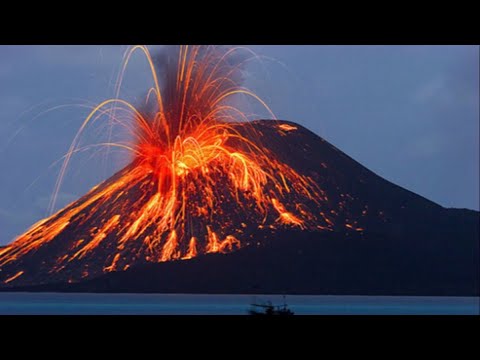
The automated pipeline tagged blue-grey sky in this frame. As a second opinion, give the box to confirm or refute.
[0,45,478,244]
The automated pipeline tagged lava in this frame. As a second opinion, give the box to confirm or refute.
[0,45,336,285]
[4,271,24,284]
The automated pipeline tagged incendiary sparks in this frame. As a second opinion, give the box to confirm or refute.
[0,45,338,285]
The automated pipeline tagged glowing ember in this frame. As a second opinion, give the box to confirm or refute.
[0,45,350,286]
[278,124,298,132]
[4,271,24,284]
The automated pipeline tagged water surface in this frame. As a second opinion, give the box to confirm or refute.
[0,293,477,315]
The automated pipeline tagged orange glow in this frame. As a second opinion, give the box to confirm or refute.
[0,45,349,285]
[219,235,241,253]
[271,198,304,229]
[104,253,121,272]
[206,226,220,253]
[5,271,24,284]
[161,230,180,262]
[73,215,120,259]
[278,124,298,132]
[183,237,198,259]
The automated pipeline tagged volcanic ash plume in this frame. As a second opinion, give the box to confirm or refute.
[0,45,353,286]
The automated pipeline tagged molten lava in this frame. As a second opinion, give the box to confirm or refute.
[0,45,350,286]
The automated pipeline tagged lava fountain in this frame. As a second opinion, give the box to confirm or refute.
[0,45,336,285]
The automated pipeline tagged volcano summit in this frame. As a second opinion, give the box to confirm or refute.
[0,46,478,295]
[1,120,478,295]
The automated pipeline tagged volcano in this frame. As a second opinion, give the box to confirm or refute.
[0,45,478,295]
[0,120,478,295]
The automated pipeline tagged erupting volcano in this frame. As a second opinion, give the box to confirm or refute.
[0,46,478,295]
[0,46,341,286]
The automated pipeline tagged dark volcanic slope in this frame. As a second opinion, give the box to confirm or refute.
[1,120,479,295]
[18,226,479,296]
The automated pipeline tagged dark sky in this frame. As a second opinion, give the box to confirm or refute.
[0,45,478,244]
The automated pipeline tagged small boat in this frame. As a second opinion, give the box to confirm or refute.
[248,297,294,316]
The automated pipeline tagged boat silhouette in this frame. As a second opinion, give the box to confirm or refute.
[248,296,294,316]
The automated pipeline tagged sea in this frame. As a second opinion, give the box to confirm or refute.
[0,293,478,315]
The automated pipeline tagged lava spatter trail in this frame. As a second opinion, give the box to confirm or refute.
[0,45,363,286]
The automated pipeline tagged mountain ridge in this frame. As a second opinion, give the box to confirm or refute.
[0,120,478,295]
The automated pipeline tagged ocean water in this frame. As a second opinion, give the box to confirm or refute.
[0,293,478,315]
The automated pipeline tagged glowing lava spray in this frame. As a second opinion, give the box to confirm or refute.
[0,45,331,285]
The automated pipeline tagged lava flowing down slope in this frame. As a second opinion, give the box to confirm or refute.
[1,46,478,294]
[2,118,478,293]
[0,45,357,286]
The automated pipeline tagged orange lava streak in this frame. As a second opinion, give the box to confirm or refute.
[278,124,298,132]
[0,218,69,267]
[0,45,335,284]
[161,230,180,262]
[104,253,121,272]
[206,226,220,253]
[73,215,120,259]
[4,271,24,284]
[219,235,241,253]
[183,237,198,259]
[271,198,305,229]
